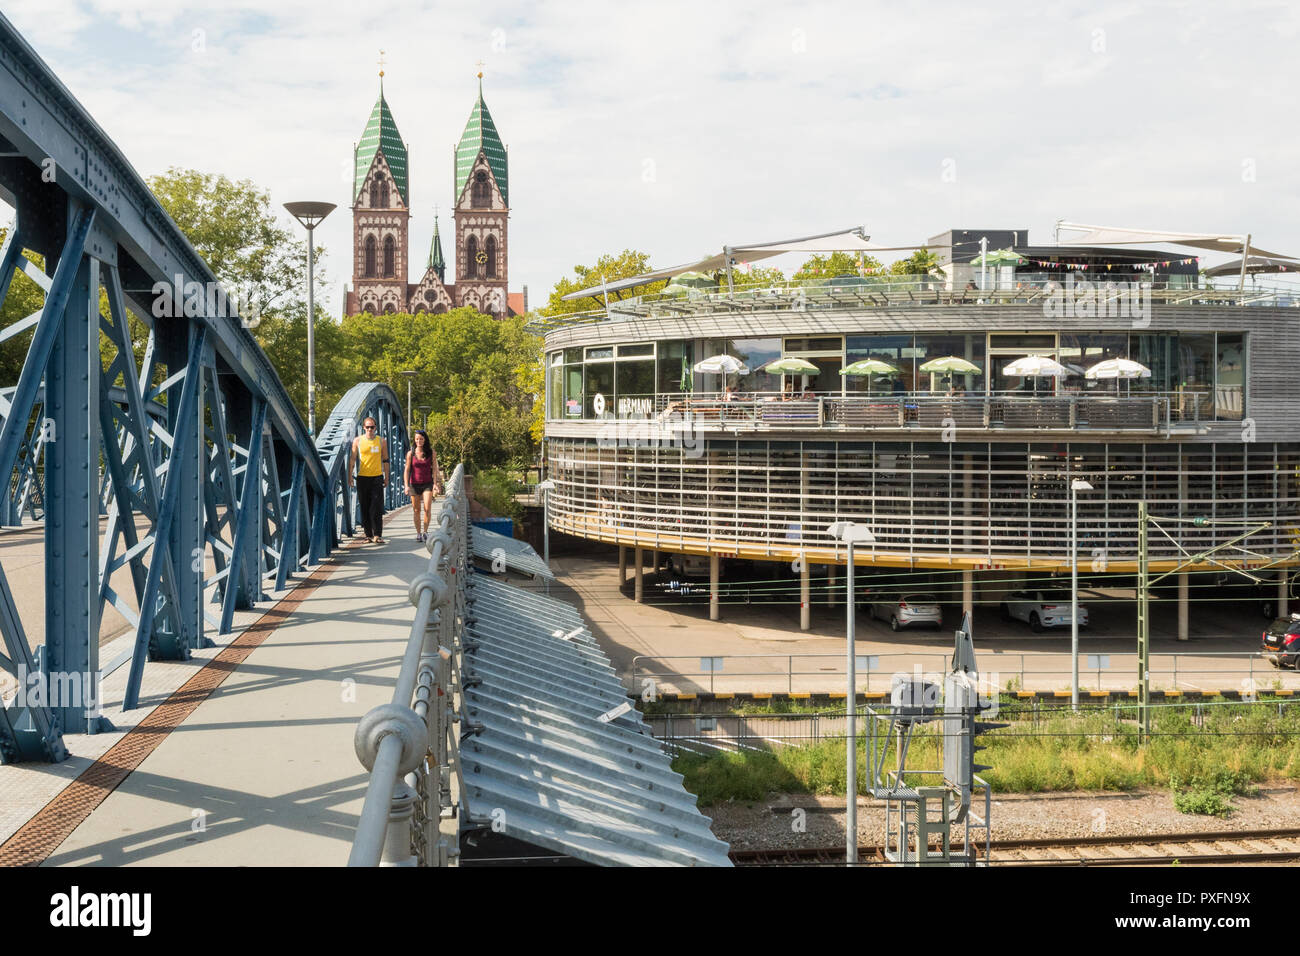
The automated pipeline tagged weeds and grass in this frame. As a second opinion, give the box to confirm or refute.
[472,467,521,524]
[1170,769,1257,818]
[672,702,1300,807]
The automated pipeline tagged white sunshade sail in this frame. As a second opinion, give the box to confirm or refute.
[1002,355,1069,378]
[1055,222,1295,261]
[560,227,928,301]
[1204,255,1300,277]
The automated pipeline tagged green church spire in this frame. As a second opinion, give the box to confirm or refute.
[354,81,409,206]
[428,214,445,281]
[454,75,508,206]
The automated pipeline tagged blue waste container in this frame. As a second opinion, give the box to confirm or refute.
[473,517,514,538]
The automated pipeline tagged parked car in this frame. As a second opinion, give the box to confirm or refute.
[1001,590,1089,633]
[1261,614,1300,668]
[869,593,943,631]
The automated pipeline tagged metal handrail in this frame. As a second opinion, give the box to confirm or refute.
[348,463,467,867]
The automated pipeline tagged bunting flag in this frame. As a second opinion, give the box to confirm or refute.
[1025,257,1198,270]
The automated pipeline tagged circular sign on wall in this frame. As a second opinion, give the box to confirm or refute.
[593,393,606,415]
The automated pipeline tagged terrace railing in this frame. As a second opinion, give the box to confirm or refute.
[529,274,1300,333]
[552,390,1203,434]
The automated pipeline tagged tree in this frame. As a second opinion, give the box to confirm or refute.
[730,264,787,290]
[0,230,46,386]
[543,249,667,317]
[889,249,942,277]
[792,251,883,280]
[148,167,312,322]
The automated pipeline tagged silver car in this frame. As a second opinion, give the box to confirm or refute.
[1001,589,1089,633]
[869,593,943,632]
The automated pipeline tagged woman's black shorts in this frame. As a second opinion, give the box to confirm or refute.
[411,482,433,495]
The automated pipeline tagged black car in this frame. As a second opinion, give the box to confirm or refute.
[1261,614,1300,668]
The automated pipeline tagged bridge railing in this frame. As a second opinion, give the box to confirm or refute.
[349,463,467,867]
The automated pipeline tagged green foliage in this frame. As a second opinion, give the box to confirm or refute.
[0,230,44,385]
[730,265,787,290]
[674,701,1300,806]
[543,249,667,316]
[1170,768,1255,817]
[793,251,882,280]
[148,167,311,320]
[472,467,522,522]
[888,249,942,276]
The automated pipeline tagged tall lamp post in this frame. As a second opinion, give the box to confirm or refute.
[536,479,556,566]
[400,370,417,431]
[827,520,876,865]
[283,201,337,437]
[1070,478,1094,710]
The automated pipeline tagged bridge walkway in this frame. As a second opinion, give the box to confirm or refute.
[0,512,425,866]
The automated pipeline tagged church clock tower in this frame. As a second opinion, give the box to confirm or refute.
[350,74,411,315]
[453,75,509,318]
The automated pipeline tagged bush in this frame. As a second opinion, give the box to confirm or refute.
[472,467,521,522]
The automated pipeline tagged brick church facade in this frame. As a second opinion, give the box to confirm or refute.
[344,76,523,318]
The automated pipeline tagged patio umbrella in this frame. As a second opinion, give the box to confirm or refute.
[764,356,820,394]
[918,356,981,374]
[970,247,1023,290]
[1002,354,1068,395]
[693,353,746,394]
[693,354,749,375]
[842,358,900,376]
[670,270,718,288]
[970,247,1023,267]
[1002,355,1068,378]
[1086,357,1152,395]
[842,358,899,396]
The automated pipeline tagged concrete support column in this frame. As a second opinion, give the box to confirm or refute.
[800,562,811,631]
[962,570,974,621]
[618,546,626,585]
[652,550,660,574]
[1279,569,1289,618]
[828,563,838,607]
[634,548,644,604]
[1177,572,1189,642]
[710,554,720,621]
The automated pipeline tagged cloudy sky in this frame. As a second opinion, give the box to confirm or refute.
[7,0,1300,313]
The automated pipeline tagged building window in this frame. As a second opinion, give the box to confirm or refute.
[485,236,497,278]
[472,171,490,208]
[382,235,396,277]
[466,237,478,278]
[373,180,389,208]
[364,235,377,278]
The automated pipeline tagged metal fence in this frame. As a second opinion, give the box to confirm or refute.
[349,464,468,867]
[630,650,1300,697]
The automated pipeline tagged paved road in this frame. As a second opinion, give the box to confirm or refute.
[548,554,1294,696]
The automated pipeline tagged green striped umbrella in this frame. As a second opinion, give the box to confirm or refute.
[842,358,900,376]
[919,356,982,374]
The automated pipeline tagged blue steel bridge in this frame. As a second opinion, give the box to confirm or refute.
[0,14,728,868]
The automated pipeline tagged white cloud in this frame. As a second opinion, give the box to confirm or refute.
[4,0,1300,317]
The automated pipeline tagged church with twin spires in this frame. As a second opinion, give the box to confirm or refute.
[344,72,522,318]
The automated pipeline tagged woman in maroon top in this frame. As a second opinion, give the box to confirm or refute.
[403,430,443,543]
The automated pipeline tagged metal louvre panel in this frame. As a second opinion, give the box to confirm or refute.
[460,574,732,867]
[470,525,554,578]
[544,436,1300,569]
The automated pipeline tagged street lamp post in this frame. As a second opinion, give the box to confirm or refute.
[283,201,337,437]
[1070,478,1094,710]
[826,520,876,865]
[537,479,556,595]
[401,370,417,432]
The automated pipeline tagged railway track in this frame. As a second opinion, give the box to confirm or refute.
[730,826,1300,866]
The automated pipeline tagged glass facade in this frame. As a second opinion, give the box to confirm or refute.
[546,330,1248,421]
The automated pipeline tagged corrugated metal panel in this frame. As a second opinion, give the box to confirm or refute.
[470,526,554,579]
[460,575,732,867]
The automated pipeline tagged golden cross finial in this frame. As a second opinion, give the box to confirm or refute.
[475,59,485,79]
[378,50,387,78]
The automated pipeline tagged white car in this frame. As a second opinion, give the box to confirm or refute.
[1001,589,1088,633]
[869,593,943,631]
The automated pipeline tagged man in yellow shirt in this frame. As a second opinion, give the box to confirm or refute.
[349,417,391,544]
